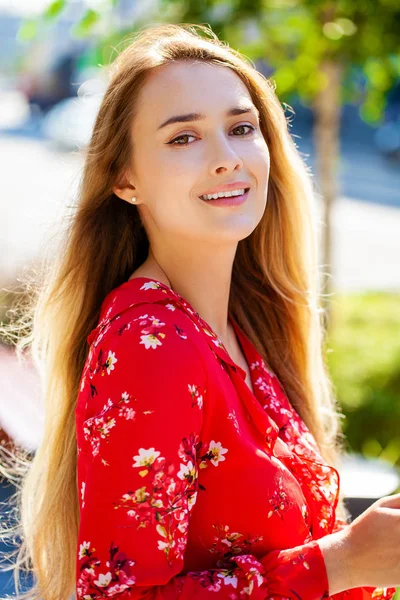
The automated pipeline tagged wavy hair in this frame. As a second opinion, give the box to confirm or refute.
[0,22,349,600]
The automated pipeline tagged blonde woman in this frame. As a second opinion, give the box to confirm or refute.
[1,22,400,600]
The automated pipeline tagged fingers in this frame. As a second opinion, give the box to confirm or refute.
[376,492,400,508]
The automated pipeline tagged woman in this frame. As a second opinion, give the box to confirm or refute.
[1,22,399,600]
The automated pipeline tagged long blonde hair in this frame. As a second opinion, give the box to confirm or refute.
[0,22,349,600]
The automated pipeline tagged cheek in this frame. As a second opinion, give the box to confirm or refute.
[159,142,195,167]
[151,152,199,209]
[253,138,270,168]
[150,153,198,201]
[254,147,271,196]
[149,167,195,212]
[144,183,202,234]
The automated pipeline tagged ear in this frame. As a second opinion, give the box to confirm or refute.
[113,171,138,203]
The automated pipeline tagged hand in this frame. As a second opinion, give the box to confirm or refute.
[343,492,400,589]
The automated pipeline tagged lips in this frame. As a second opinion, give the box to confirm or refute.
[200,188,250,206]
[199,187,250,201]
[198,181,251,198]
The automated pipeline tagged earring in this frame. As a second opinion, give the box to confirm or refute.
[131,196,137,203]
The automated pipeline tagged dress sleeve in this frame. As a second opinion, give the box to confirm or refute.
[75,308,333,600]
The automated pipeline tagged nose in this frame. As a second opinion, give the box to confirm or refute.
[207,132,244,174]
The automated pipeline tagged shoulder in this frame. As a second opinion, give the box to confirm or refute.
[89,300,205,359]
[78,301,208,421]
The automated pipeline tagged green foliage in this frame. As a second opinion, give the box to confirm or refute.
[326,292,400,469]
[19,0,400,124]
[155,0,400,123]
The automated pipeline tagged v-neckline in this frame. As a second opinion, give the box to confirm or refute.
[228,316,257,396]
[95,275,295,453]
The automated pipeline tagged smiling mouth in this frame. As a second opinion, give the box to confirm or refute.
[199,187,250,201]
[199,188,250,206]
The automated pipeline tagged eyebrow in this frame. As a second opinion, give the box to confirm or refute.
[157,105,260,131]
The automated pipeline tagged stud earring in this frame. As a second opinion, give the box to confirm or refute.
[131,196,137,203]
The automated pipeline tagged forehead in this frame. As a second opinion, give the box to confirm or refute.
[134,61,253,125]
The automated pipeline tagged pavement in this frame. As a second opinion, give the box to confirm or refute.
[313,192,400,292]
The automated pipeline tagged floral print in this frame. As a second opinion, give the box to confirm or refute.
[198,440,229,469]
[75,277,397,600]
[78,541,136,598]
[83,392,136,465]
[111,433,200,568]
[267,476,295,520]
[208,524,264,568]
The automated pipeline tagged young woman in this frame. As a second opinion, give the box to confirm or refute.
[1,22,400,600]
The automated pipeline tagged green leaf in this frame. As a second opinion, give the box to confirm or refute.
[359,88,386,123]
[272,65,297,94]
[71,9,100,38]
[364,58,392,91]
[379,438,400,466]
[43,0,65,21]
[388,53,400,77]
[17,19,39,42]
[361,438,382,459]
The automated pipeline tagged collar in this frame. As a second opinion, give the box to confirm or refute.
[90,276,247,377]
[89,278,291,426]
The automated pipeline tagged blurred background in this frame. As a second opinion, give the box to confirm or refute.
[0,0,399,596]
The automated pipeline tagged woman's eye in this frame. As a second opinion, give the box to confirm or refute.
[232,124,256,136]
[168,124,256,146]
[168,133,196,146]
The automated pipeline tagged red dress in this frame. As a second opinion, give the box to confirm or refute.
[75,277,397,600]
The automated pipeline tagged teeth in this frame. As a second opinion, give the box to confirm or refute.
[200,188,246,201]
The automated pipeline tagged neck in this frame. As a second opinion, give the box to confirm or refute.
[140,247,237,344]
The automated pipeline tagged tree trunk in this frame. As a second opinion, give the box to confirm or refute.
[312,59,343,334]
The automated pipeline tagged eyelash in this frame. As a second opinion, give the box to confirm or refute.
[168,124,256,146]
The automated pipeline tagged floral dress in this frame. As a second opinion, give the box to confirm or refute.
[75,277,397,600]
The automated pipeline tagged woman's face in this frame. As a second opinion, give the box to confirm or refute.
[127,60,270,248]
